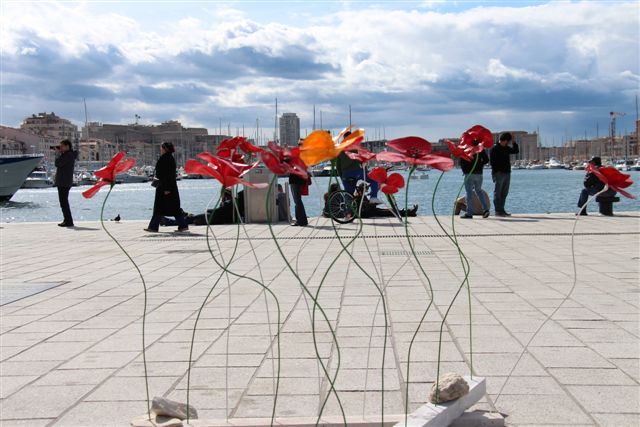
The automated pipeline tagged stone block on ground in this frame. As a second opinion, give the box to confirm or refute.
[428,372,469,404]
[152,396,198,420]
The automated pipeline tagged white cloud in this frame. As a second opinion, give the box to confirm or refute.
[1,1,638,141]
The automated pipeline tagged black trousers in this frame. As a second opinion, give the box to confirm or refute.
[290,183,308,225]
[57,186,73,225]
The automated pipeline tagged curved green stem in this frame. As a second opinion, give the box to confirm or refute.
[99,185,151,419]
[186,190,241,422]
[266,175,347,425]
[433,156,479,401]
[493,184,610,404]
[403,165,436,425]
[317,164,389,425]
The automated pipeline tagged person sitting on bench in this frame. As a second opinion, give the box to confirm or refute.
[577,156,616,215]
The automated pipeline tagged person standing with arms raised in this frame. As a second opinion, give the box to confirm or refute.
[490,132,519,216]
[54,139,77,227]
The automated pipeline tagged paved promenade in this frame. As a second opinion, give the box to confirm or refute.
[1,213,639,426]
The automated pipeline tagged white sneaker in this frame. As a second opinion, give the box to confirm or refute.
[369,197,383,204]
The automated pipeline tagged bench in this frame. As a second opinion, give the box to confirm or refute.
[595,194,620,216]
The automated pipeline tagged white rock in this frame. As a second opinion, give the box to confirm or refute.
[428,372,469,403]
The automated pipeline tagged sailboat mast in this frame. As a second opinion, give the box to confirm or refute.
[274,98,278,143]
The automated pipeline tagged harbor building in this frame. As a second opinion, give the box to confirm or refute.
[20,112,80,142]
[279,113,300,147]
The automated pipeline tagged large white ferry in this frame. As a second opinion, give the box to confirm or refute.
[0,154,44,201]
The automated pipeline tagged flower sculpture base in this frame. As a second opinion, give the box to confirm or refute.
[395,377,486,427]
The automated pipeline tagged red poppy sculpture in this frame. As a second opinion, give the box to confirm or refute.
[82,152,136,198]
[586,165,635,199]
[376,137,454,171]
[216,136,263,163]
[345,144,377,163]
[185,152,267,188]
[368,167,405,194]
[447,125,494,161]
[261,141,308,179]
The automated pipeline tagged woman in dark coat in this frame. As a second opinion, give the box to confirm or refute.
[145,142,188,232]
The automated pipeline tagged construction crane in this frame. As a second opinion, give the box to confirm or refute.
[609,111,626,159]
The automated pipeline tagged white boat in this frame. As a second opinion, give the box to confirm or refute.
[614,160,632,171]
[630,159,640,171]
[573,161,588,170]
[527,163,545,170]
[21,170,54,188]
[118,173,150,183]
[0,154,44,201]
[546,158,564,169]
[74,170,97,186]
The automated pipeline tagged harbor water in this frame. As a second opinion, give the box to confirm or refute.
[2,169,638,223]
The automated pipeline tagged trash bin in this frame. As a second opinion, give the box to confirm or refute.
[243,167,278,223]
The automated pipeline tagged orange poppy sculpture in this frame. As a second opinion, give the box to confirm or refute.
[82,152,136,198]
[299,127,365,166]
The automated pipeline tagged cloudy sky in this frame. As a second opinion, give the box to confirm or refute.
[1,1,638,144]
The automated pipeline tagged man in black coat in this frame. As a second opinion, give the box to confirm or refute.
[54,139,77,227]
[490,132,519,216]
[289,138,309,226]
[145,142,189,232]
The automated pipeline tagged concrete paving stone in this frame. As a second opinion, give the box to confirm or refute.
[0,419,56,426]
[567,385,640,413]
[52,400,147,427]
[495,394,592,425]
[591,413,640,427]
[233,394,320,418]
[6,340,94,362]
[175,367,256,389]
[528,346,614,369]
[549,367,638,386]
[0,375,39,398]
[0,384,94,419]
[495,376,565,396]
[1,216,639,425]
[247,377,323,396]
[60,351,139,369]
[31,368,115,387]
[85,375,180,401]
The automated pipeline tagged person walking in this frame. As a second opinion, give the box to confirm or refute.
[460,141,490,219]
[490,132,519,216]
[54,139,77,227]
[289,138,309,226]
[145,142,189,232]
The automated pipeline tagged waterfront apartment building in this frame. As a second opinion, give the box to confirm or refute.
[279,113,300,147]
[0,125,58,156]
[83,120,228,166]
[20,112,80,142]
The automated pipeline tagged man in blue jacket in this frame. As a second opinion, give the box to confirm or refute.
[490,132,519,216]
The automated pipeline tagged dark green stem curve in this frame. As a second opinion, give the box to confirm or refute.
[316,164,389,425]
[99,185,151,419]
[402,165,436,426]
[186,190,241,423]
[434,155,479,401]
[265,175,347,425]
